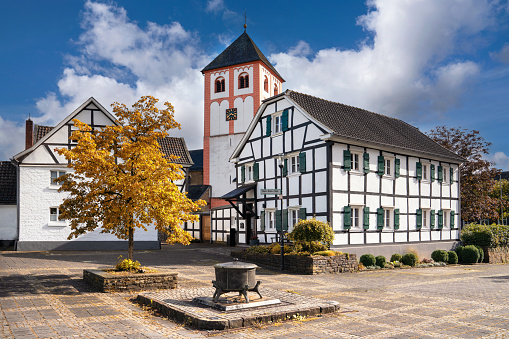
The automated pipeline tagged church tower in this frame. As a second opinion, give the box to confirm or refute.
[201,32,284,208]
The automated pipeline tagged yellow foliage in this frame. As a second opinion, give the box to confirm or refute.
[55,96,205,259]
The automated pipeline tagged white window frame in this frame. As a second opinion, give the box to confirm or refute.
[382,206,394,229]
[442,166,450,185]
[422,208,431,229]
[288,207,300,232]
[49,207,66,227]
[287,153,301,175]
[383,156,394,179]
[265,209,275,229]
[422,162,429,182]
[352,152,361,172]
[273,112,283,135]
[50,170,66,188]
[350,204,364,229]
[443,209,450,228]
[245,162,254,182]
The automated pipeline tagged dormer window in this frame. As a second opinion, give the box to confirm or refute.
[239,73,249,89]
[274,84,279,95]
[264,76,268,92]
[215,77,225,93]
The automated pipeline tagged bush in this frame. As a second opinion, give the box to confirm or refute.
[462,245,480,264]
[246,245,270,254]
[297,240,327,253]
[288,218,334,247]
[313,250,336,256]
[475,245,484,263]
[360,254,376,267]
[401,253,418,267]
[461,223,509,247]
[447,251,458,264]
[390,253,402,262]
[455,246,464,263]
[375,255,387,268]
[115,257,141,272]
[431,250,449,263]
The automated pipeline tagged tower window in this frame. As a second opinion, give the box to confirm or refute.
[215,77,225,93]
[264,76,268,92]
[274,83,279,95]
[239,73,249,89]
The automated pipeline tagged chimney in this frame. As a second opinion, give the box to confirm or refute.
[25,118,33,150]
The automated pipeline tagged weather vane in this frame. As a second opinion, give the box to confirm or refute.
[244,10,247,32]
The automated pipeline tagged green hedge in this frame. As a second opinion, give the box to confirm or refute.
[460,224,509,248]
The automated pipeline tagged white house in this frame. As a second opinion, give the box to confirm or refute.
[221,90,464,257]
[11,97,193,251]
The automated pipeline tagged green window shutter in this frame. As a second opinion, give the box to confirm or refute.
[431,164,435,182]
[416,209,422,229]
[363,152,370,173]
[430,210,435,228]
[253,163,259,181]
[363,207,370,229]
[260,211,265,231]
[282,109,289,131]
[241,165,245,183]
[450,167,454,183]
[416,162,422,180]
[438,210,444,229]
[266,116,271,136]
[438,165,443,182]
[282,209,288,231]
[394,209,400,230]
[395,158,400,178]
[283,159,288,176]
[299,207,307,221]
[299,152,306,173]
[275,210,282,231]
[344,206,352,229]
[451,210,455,228]
[377,208,384,229]
[343,150,351,171]
[377,156,385,176]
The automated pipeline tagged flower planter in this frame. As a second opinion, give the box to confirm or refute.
[83,268,178,292]
[249,239,260,246]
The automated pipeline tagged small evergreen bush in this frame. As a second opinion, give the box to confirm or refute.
[475,245,484,263]
[360,254,376,267]
[455,246,464,263]
[401,253,418,267]
[431,249,449,263]
[390,253,402,262]
[375,255,387,268]
[447,251,458,264]
[462,245,480,264]
[288,218,334,247]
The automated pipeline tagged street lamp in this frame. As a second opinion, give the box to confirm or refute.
[276,154,284,271]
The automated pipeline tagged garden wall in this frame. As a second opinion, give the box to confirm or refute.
[484,247,509,264]
[231,251,358,275]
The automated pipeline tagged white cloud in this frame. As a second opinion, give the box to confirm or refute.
[270,0,493,119]
[0,117,24,160]
[487,152,509,171]
[206,0,224,13]
[492,44,509,63]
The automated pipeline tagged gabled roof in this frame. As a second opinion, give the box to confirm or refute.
[186,184,210,201]
[201,32,284,81]
[158,137,193,166]
[189,149,203,171]
[232,90,464,163]
[34,125,53,143]
[0,161,16,205]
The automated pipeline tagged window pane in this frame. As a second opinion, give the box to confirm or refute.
[353,154,359,170]
[50,208,57,221]
[386,160,391,175]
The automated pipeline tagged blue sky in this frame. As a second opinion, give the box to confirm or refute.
[1,0,509,169]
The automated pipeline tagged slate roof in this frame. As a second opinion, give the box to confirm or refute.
[187,185,210,201]
[0,161,17,205]
[201,32,284,81]
[34,125,53,143]
[158,137,193,165]
[285,90,464,163]
[189,149,203,171]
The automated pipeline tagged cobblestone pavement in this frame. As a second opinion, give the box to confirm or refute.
[1,244,509,338]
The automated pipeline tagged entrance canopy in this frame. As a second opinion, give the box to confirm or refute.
[220,183,257,218]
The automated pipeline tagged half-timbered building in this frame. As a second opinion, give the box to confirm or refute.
[224,90,464,257]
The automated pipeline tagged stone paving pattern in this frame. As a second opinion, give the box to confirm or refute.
[0,244,508,338]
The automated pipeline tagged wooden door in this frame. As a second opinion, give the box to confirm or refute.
[201,215,211,242]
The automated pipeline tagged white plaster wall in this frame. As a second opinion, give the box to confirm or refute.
[0,205,17,240]
[18,166,157,243]
[243,96,254,132]
[210,134,243,197]
[219,100,230,135]
[210,70,229,100]
[210,102,220,136]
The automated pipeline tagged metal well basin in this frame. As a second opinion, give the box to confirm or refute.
[212,261,261,303]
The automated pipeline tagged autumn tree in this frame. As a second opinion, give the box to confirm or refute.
[56,96,205,260]
[489,179,509,221]
[426,126,504,222]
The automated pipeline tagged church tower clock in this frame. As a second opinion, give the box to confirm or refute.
[201,31,284,208]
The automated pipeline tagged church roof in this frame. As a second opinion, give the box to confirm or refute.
[285,90,464,163]
[201,32,284,81]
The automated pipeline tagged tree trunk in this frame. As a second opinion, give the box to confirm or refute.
[128,226,134,260]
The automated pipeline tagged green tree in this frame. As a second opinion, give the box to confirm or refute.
[56,96,205,260]
[426,126,502,222]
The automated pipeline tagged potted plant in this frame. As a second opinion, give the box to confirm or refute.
[249,235,259,246]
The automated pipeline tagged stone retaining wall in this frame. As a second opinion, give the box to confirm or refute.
[484,247,509,264]
[231,251,358,275]
[83,269,178,292]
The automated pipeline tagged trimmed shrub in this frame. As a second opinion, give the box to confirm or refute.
[460,223,509,247]
[431,250,449,263]
[462,245,480,264]
[475,245,484,263]
[246,245,270,254]
[447,251,458,264]
[288,218,334,247]
[401,253,418,267]
[313,250,336,256]
[390,253,402,262]
[360,254,376,267]
[455,246,464,263]
[375,255,387,268]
